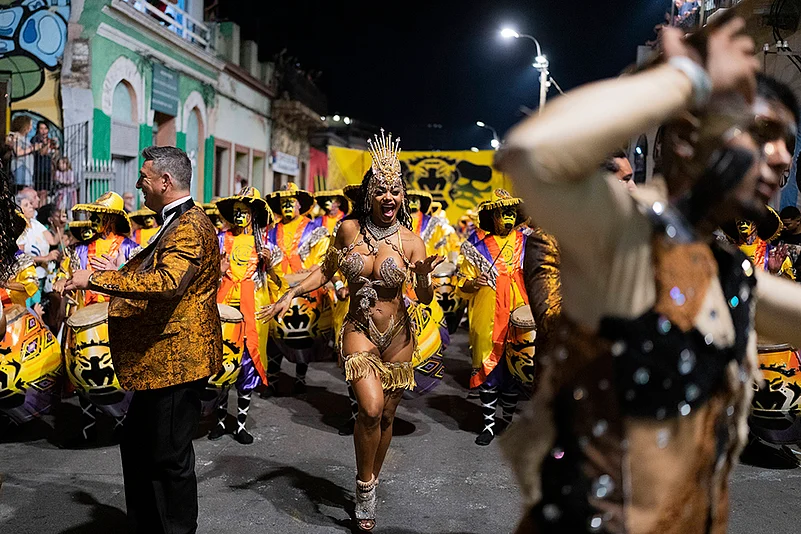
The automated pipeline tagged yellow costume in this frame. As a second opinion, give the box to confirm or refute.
[264,183,332,393]
[130,208,160,246]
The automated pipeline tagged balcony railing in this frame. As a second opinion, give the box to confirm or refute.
[122,0,213,51]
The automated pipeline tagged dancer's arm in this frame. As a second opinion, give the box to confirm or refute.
[495,22,758,249]
[258,220,354,321]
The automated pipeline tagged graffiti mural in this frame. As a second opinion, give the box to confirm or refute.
[327,146,511,221]
[0,1,70,103]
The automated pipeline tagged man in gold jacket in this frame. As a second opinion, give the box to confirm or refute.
[67,146,221,534]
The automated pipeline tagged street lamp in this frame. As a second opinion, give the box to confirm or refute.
[500,27,551,114]
[476,120,501,150]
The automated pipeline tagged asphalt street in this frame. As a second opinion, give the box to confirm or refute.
[1,329,799,533]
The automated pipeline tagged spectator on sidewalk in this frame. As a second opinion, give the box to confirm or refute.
[6,116,43,190]
[54,156,77,211]
[31,121,57,197]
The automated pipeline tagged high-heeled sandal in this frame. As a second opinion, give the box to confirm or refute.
[355,476,378,531]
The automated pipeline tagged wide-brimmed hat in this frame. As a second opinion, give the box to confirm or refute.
[129,208,158,228]
[267,182,315,217]
[407,190,433,215]
[720,205,783,243]
[477,189,526,233]
[72,191,131,234]
[217,187,272,228]
[68,220,97,242]
[315,189,351,215]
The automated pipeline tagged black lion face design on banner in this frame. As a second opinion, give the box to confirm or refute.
[401,156,494,212]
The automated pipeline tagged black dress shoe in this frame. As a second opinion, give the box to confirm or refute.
[208,425,226,441]
[475,430,495,446]
[740,437,800,469]
[293,381,307,395]
[233,429,254,445]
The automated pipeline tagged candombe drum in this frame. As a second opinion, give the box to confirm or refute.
[432,261,465,334]
[750,343,801,446]
[202,304,245,416]
[0,304,62,423]
[66,302,130,418]
[406,299,446,398]
[271,273,333,360]
[506,305,537,385]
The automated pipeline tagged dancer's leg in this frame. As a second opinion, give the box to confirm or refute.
[351,373,385,482]
[372,387,403,480]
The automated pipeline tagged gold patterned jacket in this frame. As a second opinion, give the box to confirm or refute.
[89,203,222,390]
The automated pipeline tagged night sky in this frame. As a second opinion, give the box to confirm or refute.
[223,0,669,150]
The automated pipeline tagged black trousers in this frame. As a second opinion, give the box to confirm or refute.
[120,377,207,534]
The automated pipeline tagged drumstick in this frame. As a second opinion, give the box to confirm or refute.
[484,242,508,275]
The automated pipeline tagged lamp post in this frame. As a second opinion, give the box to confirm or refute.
[476,121,501,150]
[501,28,551,114]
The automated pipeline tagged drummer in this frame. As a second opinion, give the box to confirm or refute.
[212,187,275,444]
[458,189,531,445]
[263,182,331,397]
[314,189,351,235]
[54,192,138,308]
[129,207,160,246]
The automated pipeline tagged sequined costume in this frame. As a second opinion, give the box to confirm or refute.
[324,222,417,391]
[495,62,801,533]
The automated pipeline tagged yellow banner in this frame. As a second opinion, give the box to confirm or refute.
[327,147,512,223]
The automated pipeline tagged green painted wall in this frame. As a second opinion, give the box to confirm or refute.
[138,124,153,167]
[176,132,187,151]
[205,136,215,203]
[93,109,112,161]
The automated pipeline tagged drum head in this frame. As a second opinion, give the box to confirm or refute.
[510,305,536,329]
[67,302,110,329]
[433,261,456,277]
[758,343,794,353]
[217,303,244,323]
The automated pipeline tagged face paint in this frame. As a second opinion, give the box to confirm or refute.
[409,198,421,213]
[232,201,252,228]
[322,199,333,212]
[281,198,298,221]
[142,216,156,229]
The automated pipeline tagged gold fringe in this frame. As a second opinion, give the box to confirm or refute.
[342,352,417,391]
[344,352,387,383]
[381,361,416,391]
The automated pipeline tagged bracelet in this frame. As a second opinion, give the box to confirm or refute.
[334,280,345,291]
[667,56,712,110]
[415,272,432,288]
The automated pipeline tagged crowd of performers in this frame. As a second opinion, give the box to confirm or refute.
[0,130,562,530]
[5,15,801,534]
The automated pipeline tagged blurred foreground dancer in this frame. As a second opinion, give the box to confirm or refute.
[67,146,222,534]
[496,20,801,534]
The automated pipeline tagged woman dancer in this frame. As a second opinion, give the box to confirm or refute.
[260,130,442,531]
